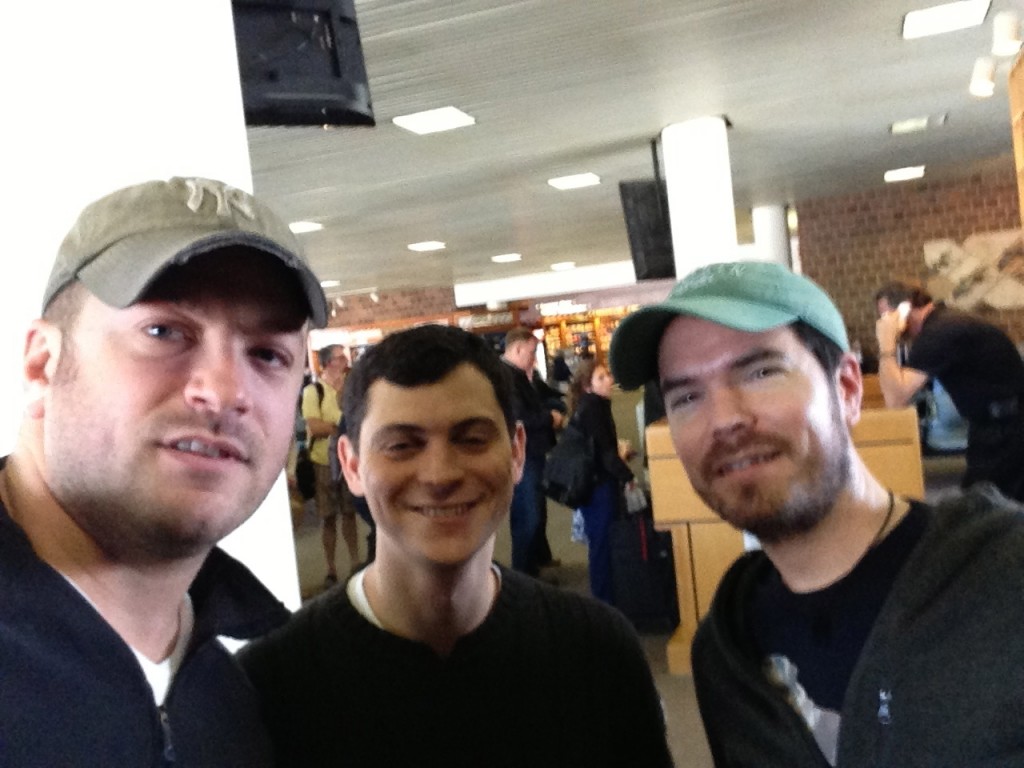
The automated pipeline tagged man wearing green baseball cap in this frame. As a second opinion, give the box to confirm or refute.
[0,177,327,765]
[610,260,1024,767]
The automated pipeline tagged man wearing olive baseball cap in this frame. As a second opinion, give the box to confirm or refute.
[610,261,1024,766]
[0,177,327,765]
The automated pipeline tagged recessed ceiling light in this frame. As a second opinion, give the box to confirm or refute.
[547,173,601,190]
[891,113,949,134]
[407,241,446,252]
[884,165,926,183]
[551,261,577,271]
[992,10,1022,56]
[969,56,996,97]
[320,279,341,288]
[392,106,476,135]
[902,0,990,40]
[289,221,323,234]
[890,116,931,135]
[491,253,522,263]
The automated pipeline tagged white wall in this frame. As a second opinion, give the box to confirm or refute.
[1,0,301,608]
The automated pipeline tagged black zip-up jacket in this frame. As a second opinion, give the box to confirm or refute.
[0,498,290,766]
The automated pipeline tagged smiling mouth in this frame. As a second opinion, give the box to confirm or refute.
[716,451,781,477]
[171,439,240,461]
[414,503,474,518]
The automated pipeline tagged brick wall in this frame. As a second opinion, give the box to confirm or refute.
[797,164,1024,352]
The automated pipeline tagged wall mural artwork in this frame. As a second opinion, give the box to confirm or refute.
[923,229,1024,310]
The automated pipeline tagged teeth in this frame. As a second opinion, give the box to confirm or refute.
[721,454,773,474]
[174,439,226,459]
[419,504,471,518]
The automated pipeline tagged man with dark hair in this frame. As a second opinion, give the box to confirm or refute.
[303,343,360,584]
[500,326,562,575]
[874,280,1024,501]
[240,325,674,767]
[610,261,1024,766]
[0,177,328,765]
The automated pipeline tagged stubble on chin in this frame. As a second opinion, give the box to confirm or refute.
[693,438,850,545]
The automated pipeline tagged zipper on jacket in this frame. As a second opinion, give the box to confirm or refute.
[159,706,176,764]
[873,687,894,764]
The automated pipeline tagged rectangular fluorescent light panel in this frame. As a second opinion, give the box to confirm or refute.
[884,165,926,183]
[392,106,476,135]
[407,240,446,252]
[289,221,323,234]
[550,261,576,271]
[902,0,990,39]
[319,279,341,288]
[547,173,601,190]
[491,253,522,263]
[890,116,931,135]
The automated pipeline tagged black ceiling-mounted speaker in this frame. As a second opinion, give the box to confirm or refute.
[232,0,375,127]
[619,178,675,280]
[619,138,675,280]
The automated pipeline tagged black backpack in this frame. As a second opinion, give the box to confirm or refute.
[542,418,597,508]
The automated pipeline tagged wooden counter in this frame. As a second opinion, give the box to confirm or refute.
[647,406,924,674]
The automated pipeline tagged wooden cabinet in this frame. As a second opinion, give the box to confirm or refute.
[647,406,925,674]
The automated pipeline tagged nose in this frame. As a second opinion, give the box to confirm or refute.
[183,343,252,417]
[704,384,753,440]
[417,440,463,493]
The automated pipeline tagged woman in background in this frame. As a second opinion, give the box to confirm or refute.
[568,359,635,604]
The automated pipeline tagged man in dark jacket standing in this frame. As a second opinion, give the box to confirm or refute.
[611,261,1024,767]
[0,177,326,765]
[501,327,563,575]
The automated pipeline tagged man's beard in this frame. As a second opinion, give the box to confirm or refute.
[692,390,851,544]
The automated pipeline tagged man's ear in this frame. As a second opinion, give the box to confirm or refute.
[338,435,365,497]
[510,421,527,485]
[23,320,63,420]
[835,352,863,427]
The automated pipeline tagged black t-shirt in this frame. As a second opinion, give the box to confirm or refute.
[906,304,1024,423]
[748,501,928,711]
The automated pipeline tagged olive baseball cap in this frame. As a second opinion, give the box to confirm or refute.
[44,176,329,327]
[609,261,849,390]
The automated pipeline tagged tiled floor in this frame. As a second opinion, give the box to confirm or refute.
[291,453,966,767]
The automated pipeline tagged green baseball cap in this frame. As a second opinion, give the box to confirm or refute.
[609,261,849,390]
[44,176,329,327]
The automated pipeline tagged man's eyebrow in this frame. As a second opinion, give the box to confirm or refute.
[660,347,786,395]
[450,417,502,434]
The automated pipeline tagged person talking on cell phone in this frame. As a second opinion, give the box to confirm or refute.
[874,281,1024,502]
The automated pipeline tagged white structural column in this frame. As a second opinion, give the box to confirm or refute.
[661,117,738,278]
[1,0,301,608]
[752,204,793,267]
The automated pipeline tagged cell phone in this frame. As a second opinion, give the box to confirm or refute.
[896,301,911,331]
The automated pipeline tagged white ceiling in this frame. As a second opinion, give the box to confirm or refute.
[246,0,1020,300]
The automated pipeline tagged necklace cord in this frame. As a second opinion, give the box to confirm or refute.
[871,490,897,547]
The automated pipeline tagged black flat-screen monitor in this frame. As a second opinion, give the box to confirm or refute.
[232,0,375,127]
[619,179,675,280]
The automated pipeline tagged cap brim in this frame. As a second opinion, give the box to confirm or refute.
[609,296,797,390]
[77,227,329,328]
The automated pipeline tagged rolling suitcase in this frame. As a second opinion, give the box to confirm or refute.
[610,512,679,633]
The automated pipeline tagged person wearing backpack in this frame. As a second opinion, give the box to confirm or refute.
[302,345,359,586]
[568,359,636,604]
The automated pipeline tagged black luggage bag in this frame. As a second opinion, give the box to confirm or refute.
[610,512,680,633]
